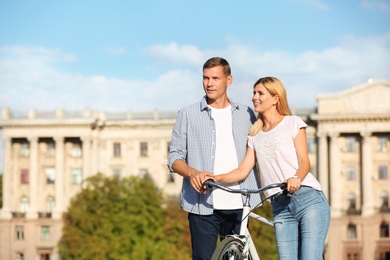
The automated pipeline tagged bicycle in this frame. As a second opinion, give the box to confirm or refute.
[201,179,289,260]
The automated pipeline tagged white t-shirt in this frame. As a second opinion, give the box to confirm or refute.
[210,105,243,210]
[248,115,322,197]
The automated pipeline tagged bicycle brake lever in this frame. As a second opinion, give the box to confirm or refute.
[282,187,299,201]
[287,193,299,201]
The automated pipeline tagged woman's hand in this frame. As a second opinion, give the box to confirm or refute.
[285,176,301,193]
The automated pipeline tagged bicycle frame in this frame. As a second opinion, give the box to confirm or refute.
[203,180,286,260]
[238,191,274,260]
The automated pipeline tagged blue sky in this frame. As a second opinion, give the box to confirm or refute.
[0,0,389,115]
[0,0,389,172]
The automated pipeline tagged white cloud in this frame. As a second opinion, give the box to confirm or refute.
[0,32,389,115]
[106,47,126,56]
[361,0,390,12]
[144,42,207,66]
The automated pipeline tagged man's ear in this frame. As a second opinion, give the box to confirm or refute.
[227,75,233,87]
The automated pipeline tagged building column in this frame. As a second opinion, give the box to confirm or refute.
[329,132,342,217]
[53,136,64,219]
[317,132,329,199]
[26,136,38,219]
[361,131,375,216]
[91,130,99,175]
[81,136,91,179]
[0,137,12,219]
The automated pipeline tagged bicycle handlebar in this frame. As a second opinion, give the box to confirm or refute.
[202,179,287,196]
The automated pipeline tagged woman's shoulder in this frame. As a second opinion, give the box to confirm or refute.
[282,115,308,131]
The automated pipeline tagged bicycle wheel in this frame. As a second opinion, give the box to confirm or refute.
[211,236,252,260]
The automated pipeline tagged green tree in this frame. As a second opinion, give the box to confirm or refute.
[250,201,278,260]
[59,173,169,259]
[158,196,191,260]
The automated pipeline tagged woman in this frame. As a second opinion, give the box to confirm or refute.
[203,77,330,259]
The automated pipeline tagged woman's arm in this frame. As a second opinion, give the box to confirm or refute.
[286,128,311,192]
[213,146,257,184]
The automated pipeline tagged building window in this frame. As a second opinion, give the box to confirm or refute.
[139,168,149,178]
[380,191,389,211]
[380,221,389,238]
[20,169,29,184]
[346,193,359,215]
[20,142,30,157]
[344,137,356,152]
[69,143,82,157]
[307,137,316,154]
[46,196,55,213]
[379,252,390,260]
[45,168,55,184]
[15,226,24,240]
[41,226,50,240]
[39,253,50,260]
[15,252,24,260]
[347,223,357,239]
[113,142,121,157]
[346,166,357,180]
[72,169,83,184]
[379,165,388,180]
[346,251,360,260]
[378,136,388,152]
[112,169,121,178]
[46,141,55,156]
[167,171,175,183]
[20,197,29,213]
[140,142,148,157]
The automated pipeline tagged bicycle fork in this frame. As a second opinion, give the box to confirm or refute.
[238,194,261,260]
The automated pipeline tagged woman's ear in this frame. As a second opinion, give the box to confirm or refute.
[273,94,279,105]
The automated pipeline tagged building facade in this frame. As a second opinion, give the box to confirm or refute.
[0,109,182,259]
[0,79,389,259]
[311,79,390,260]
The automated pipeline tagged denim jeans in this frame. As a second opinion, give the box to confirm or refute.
[188,209,243,260]
[271,186,330,260]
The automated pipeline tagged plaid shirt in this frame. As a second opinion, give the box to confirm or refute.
[168,96,262,215]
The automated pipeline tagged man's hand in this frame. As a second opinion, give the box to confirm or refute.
[190,170,213,193]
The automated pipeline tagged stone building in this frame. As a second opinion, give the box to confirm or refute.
[0,79,389,259]
[312,79,390,259]
[0,109,181,259]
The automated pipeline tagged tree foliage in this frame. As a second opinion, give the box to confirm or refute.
[58,172,277,259]
[158,196,191,260]
[58,173,191,259]
[250,201,278,260]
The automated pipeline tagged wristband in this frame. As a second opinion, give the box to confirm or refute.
[291,176,300,180]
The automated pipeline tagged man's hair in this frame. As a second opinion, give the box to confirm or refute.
[203,57,231,76]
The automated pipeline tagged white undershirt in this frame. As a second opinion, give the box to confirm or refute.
[210,105,243,210]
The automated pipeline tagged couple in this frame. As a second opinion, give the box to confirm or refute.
[167,57,330,260]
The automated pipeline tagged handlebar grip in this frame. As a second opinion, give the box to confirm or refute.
[202,178,214,189]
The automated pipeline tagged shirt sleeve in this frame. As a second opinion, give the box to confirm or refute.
[291,115,308,139]
[167,109,188,172]
[247,135,255,150]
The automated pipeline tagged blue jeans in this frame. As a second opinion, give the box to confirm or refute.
[188,209,243,260]
[271,186,330,260]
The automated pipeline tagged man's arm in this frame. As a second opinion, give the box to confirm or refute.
[172,159,211,193]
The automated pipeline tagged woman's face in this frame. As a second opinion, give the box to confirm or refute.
[252,83,277,114]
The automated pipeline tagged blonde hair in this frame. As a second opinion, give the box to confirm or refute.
[249,77,292,136]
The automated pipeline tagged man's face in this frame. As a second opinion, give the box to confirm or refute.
[202,65,232,102]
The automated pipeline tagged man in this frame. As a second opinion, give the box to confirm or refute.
[167,57,261,260]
